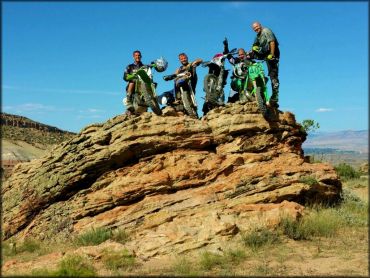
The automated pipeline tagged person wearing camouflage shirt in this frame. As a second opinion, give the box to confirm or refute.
[251,21,280,108]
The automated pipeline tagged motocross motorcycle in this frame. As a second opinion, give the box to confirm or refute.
[123,57,168,116]
[201,48,237,115]
[158,62,199,118]
[229,51,270,119]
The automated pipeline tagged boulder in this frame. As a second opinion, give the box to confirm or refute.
[2,102,341,258]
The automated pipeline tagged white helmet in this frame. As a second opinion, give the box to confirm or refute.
[154,57,168,72]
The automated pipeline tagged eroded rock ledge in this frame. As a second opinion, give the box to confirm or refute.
[2,102,341,258]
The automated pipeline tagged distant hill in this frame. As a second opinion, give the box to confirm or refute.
[1,112,76,178]
[303,130,368,154]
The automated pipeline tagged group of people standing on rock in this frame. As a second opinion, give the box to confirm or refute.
[123,21,280,116]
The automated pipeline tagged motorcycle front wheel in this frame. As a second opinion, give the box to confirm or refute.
[181,89,198,118]
[133,93,148,114]
[143,86,162,116]
[255,86,268,118]
[204,74,218,103]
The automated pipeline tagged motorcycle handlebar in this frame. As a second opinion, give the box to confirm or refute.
[163,74,177,81]
[201,61,210,67]
[163,71,191,81]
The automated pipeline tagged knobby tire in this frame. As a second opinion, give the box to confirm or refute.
[143,85,162,116]
[255,86,268,118]
[181,90,198,118]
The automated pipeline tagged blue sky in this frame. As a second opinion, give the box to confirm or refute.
[2,1,368,133]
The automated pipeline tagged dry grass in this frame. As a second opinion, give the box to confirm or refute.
[2,177,368,277]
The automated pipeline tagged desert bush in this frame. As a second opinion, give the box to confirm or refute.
[74,227,112,246]
[31,268,54,276]
[224,248,246,264]
[2,240,17,257]
[3,238,42,256]
[18,238,42,253]
[172,249,245,275]
[303,209,342,237]
[101,249,136,271]
[32,255,96,277]
[171,256,197,275]
[54,254,96,276]
[299,176,319,186]
[242,227,280,250]
[280,207,343,240]
[338,189,368,227]
[199,251,227,271]
[334,163,360,180]
[279,216,310,240]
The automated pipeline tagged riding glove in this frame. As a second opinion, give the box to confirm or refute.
[126,74,137,81]
[252,45,261,52]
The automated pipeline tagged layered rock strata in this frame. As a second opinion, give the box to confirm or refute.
[2,102,341,258]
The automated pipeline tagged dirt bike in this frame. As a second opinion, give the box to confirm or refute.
[123,57,167,116]
[229,51,270,118]
[201,48,237,115]
[158,63,199,118]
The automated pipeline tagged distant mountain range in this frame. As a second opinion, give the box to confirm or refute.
[303,130,368,154]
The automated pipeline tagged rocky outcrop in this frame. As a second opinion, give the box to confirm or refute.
[1,112,74,134]
[1,113,76,178]
[2,102,342,258]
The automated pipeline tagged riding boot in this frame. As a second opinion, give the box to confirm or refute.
[269,78,279,108]
[126,91,134,112]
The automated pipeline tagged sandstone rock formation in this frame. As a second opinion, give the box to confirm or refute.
[1,112,74,133]
[2,102,342,258]
[1,112,75,178]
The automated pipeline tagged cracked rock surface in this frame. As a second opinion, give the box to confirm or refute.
[2,103,341,258]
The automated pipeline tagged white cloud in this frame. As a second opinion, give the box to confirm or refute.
[76,108,106,119]
[4,103,56,112]
[3,103,73,114]
[87,108,105,113]
[315,108,333,113]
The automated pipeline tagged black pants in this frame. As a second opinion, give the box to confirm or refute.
[266,59,279,101]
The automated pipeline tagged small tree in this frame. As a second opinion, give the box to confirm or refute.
[301,119,320,134]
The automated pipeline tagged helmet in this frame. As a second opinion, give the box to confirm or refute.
[213,53,223,59]
[154,57,168,72]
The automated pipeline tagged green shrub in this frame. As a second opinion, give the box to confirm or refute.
[300,119,320,133]
[242,227,280,250]
[299,176,319,186]
[171,257,195,275]
[31,268,54,276]
[224,249,246,265]
[338,189,368,227]
[101,249,136,271]
[199,251,225,271]
[2,241,17,256]
[334,163,360,180]
[3,238,42,256]
[279,217,310,240]
[19,238,42,253]
[74,227,112,246]
[54,254,96,276]
[280,209,342,240]
[304,209,341,237]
